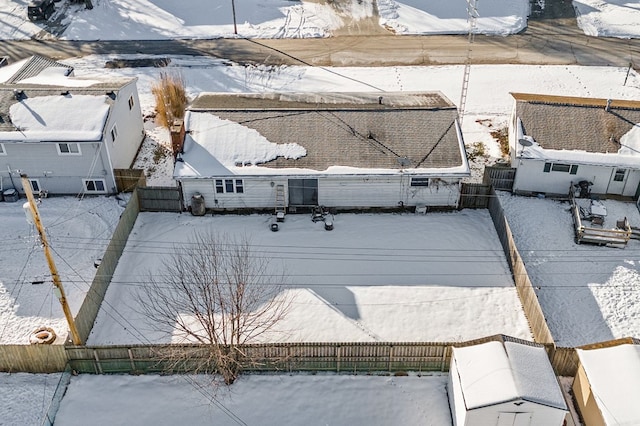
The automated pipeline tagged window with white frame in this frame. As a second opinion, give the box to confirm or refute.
[110,125,118,143]
[128,95,135,110]
[215,178,244,193]
[83,179,106,193]
[0,143,5,155]
[543,162,578,175]
[613,168,626,182]
[57,142,81,155]
[29,179,41,193]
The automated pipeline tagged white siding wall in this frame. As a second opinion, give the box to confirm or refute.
[0,141,115,194]
[180,175,462,210]
[104,81,144,169]
[465,400,566,426]
[513,159,640,197]
[448,361,467,426]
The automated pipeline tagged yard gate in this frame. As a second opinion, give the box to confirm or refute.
[459,183,490,208]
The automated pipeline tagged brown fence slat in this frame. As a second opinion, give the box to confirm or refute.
[483,166,516,191]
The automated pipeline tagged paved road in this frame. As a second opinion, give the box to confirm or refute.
[1,1,639,68]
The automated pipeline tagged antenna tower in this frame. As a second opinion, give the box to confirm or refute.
[458,0,478,126]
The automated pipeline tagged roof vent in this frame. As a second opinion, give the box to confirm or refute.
[13,89,24,100]
[61,90,69,96]
[106,91,116,100]
[378,96,383,105]
[605,98,612,112]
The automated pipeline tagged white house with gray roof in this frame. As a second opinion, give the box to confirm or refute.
[509,93,640,199]
[175,91,469,212]
[0,56,144,196]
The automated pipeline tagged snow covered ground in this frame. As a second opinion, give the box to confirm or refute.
[88,210,531,345]
[0,372,61,425]
[499,192,640,347]
[0,196,125,344]
[53,373,451,426]
[1,0,639,40]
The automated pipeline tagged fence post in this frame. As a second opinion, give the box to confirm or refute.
[336,345,341,373]
[388,345,393,372]
[93,350,103,374]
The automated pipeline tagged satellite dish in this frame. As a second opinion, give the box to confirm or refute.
[518,138,533,147]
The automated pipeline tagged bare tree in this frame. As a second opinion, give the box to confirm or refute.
[135,231,290,385]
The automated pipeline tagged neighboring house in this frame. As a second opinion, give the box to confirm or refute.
[174,91,469,211]
[573,343,640,426]
[508,93,640,198]
[0,56,144,196]
[448,340,567,426]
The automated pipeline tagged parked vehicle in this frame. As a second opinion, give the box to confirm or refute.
[27,0,55,21]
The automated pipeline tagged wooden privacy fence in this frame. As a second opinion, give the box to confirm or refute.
[138,186,182,212]
[483,166,516,191]
[488,188,556,346]
[74,190,141,343]
[459,183,490,208]
[113,168,146,192]
[0,344,67,373]
[66,335,541,375]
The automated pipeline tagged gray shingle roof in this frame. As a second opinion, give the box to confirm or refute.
[188,92,465,171]
[513,93,640,153]
[5,55,74,84]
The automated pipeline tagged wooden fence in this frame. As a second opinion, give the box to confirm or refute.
[488,188,555,346]
[65,335,537,375]
[138,186,182,212]
[459,183,491,208]
[74,190,141,343]
[113,169,146,192]
[483,166,516,191]
[0,344,67,373]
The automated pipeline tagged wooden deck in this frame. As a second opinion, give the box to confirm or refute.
[569,187,632,248]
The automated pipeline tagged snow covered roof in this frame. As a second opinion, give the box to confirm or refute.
[512,93,640,167]
[176,91,469,177]
[0,75,135,141]
[2,55,74,84]
[576,344,640,425]
[452,340,566,411]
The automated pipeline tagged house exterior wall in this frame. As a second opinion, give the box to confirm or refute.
[103,80,144,170]
[0,141,116,195]
[179,175,462,211]
[572,364,606,426]
[512,158,640,197]
[464,400,566,426]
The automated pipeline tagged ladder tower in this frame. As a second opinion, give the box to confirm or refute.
[458,0,478,126]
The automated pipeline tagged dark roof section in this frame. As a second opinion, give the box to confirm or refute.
[0,79,134,133]
[6,55,74,84]
[512,93,640,154]
[190,91,456,111]
[189,92,465,171]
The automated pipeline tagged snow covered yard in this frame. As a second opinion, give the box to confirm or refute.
[498,192,640,347]
[0,372,61,425]
[87,210,532,345]
[574,0,640,39]
[53,373,452,426]
[0,196,125,344]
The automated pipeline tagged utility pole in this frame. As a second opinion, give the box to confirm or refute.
[21,174,83,345]
[231,0,238,35]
